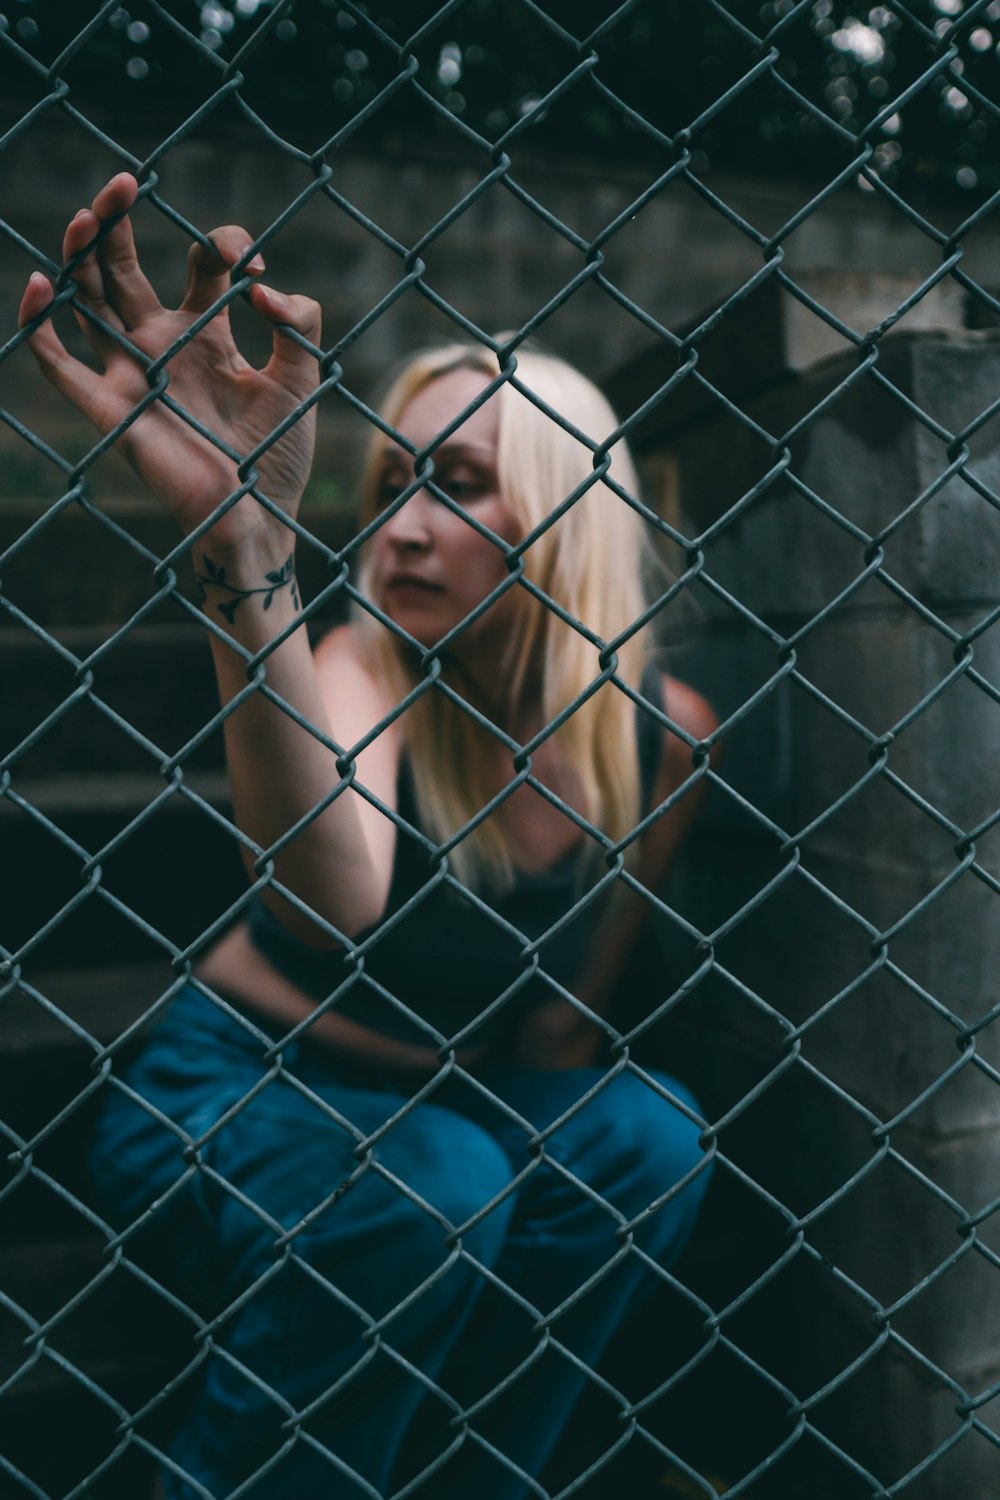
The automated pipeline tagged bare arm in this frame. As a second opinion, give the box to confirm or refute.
[202,597,396,942]
[513,675,720,1068]
[19,174,394,939]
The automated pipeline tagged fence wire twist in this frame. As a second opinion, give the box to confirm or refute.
[1,1,999,1497]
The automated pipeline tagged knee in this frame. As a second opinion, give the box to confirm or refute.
[580,1071,711,1232]
[216,1107,515,1337]
[286,1103,515,1291]
[381,1105,515,1263]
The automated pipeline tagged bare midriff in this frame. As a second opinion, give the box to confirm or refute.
[193,922,488,1073]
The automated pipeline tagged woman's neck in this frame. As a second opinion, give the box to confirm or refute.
[446,641,545,740]
[455,672,545,747]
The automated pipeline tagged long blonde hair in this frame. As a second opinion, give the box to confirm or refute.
[355,340,650,890]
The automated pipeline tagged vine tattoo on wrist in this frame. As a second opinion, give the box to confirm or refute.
[195,553,299,623]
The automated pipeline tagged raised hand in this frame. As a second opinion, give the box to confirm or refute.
[18,173,321,553]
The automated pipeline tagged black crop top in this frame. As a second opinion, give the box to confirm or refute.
[247,670,666,1052]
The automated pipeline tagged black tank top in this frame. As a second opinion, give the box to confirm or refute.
[246,669,666,1052]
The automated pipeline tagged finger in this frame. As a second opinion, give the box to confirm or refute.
[87,174,162,330]
[18,272,113,427]
[60,175,150,334]
[251,285,322,397]
[18,270,56,333]
[61,208,124,351]
[182,224,265,317]
[90,170,140,221]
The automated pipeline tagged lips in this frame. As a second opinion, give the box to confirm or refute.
[384,574,443,593]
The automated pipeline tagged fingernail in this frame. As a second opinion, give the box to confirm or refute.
[247,252,265,273]
[73,209,89,220]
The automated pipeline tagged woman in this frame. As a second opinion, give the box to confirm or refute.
[20,174,717,1499]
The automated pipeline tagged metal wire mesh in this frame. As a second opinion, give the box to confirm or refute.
[1,2,999,1497]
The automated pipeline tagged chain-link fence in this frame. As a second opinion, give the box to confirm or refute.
[2,2,1000,1497]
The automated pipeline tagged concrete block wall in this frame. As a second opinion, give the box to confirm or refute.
[628,330,1000,1495]
[5,107,1000,514]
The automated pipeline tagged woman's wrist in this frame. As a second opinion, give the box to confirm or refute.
[193,532,300,628]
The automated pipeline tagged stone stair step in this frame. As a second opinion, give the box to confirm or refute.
[0,1237,190,1398]
[1,622,223,777]
[4,962,175,1151]
[1,963,186,1265]
[0,499,354,626]
[0,1235,185,1499]
[4,960,176,1059]
[0,1383,159,1500]
[2,769,246,971]
[1,961,196,1498]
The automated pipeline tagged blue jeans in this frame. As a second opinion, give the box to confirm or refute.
[90,984,711,1499]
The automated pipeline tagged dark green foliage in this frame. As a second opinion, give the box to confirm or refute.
[1,1,997,197]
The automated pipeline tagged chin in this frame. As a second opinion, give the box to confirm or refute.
[383,611,443,651]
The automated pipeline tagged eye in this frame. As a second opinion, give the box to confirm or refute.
[374,474,406,509]
[435,467,490,504]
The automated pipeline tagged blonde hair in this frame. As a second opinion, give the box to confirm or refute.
[355,340,650,890]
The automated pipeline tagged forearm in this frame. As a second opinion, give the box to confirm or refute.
[198,536,385,940]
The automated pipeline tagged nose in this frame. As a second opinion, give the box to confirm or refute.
[381,487,434,551]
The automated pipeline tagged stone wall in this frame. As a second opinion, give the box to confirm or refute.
[616,319,1000,1495]
[4,108,1000,510]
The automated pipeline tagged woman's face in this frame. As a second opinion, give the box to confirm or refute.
[368,366,521,659]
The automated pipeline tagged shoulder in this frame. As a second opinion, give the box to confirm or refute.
[658,673,721,783]
[314,619,374,675]
[661,674,719,742]
[314,622,392,716]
